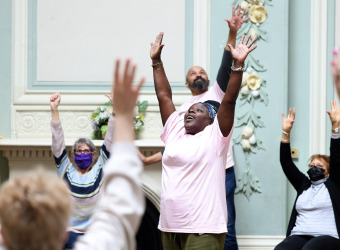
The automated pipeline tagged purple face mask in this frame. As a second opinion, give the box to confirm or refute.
[74,153,93,169]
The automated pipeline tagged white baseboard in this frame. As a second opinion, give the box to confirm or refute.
[238,235,285,250]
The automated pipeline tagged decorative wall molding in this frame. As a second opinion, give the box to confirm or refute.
[237,235,284,250]
[309,0,328,155]
[232,0,272,199]
[15,111,93,138]
[12,108,167,139]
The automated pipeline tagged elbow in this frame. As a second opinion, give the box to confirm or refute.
[223,100,236,107]
[157,92,172,102]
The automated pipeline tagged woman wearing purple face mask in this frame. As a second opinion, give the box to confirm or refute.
[275,102,340,250]
[50,92,114,249]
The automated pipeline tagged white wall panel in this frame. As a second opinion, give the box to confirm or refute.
[37,0,185,83]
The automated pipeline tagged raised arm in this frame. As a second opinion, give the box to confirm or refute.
[327,100,340,184]
[102,88,115,153]
[224,5,250,52]
[50,92,61,122]
[75,59,145,250]
[331,47,340,97]
[151,32,176,125]
[279,108,308,190]
[217,5,250,92]
[217,35,256,137]
[50,92,66,158]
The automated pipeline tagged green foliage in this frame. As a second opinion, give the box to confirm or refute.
[91,100,148,139]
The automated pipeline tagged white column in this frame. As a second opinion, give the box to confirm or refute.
[193,0,210,74]
[309,0,328,155]
[12,0,29,138]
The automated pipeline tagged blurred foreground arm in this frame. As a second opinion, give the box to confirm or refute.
[75,59,146,250]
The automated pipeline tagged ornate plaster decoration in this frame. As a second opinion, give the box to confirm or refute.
[232,0,272,199]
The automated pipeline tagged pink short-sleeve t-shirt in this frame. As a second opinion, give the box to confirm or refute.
[178,82,234,169]
[158,111,233,233]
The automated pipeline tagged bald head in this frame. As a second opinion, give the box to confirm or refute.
[185,66,210,95]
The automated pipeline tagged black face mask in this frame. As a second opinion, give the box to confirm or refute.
[307,166,326,181]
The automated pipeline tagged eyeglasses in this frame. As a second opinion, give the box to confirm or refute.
[74,149,92,154]
[308,164,323,168]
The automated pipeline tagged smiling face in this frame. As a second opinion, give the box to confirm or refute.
[309,157,329,177]
[185,66,210,95]
[184,103,212,135]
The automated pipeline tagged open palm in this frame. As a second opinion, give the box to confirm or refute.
[327,100,340,125]
[225,5,250,33]
[228,35,257,63]
[150,32,164,60]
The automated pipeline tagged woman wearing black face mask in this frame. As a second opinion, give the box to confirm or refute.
[275,102,340,250]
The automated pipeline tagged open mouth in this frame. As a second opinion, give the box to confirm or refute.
[186,115,194,121]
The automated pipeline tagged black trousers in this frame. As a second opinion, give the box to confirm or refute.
[275,235,340,250]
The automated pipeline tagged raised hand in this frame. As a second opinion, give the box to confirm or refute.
[228,35,257,65]
[225,5,250,33]
[282,108,296,134]
[150,32,164,61]
[50,92,61,111]
[331,47,340,97]
[326,100,340,127]
[105,86,113,104]
[112,59,145,117]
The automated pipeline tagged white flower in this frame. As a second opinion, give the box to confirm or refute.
[242,125,254,139]
[99,112,109,119]
[242,139,251,151]
[134,120,142,130]
[249,28,258,40]
[242,72,250,87]
[246,67,254,74]
[252,90,260,98]
[241,85,250,95]
[240,1,250,12]
[100,106,106,112]
[247,0,263,5]
[95,116,100,124]
[249,134,256,145]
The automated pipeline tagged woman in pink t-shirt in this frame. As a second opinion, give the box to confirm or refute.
[151,34,256,249]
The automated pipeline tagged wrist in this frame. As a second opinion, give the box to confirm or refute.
[228,30,237,37]
[281,138,290,143]
[231,61,244,71]
[233,60,244,67]
[332,127,340,134]
[282,130,290,135]
[151,61,163,70]
[152,59,162,64]
[332,122,340,130]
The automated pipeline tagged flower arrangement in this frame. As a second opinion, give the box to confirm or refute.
[91,100,148,139]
